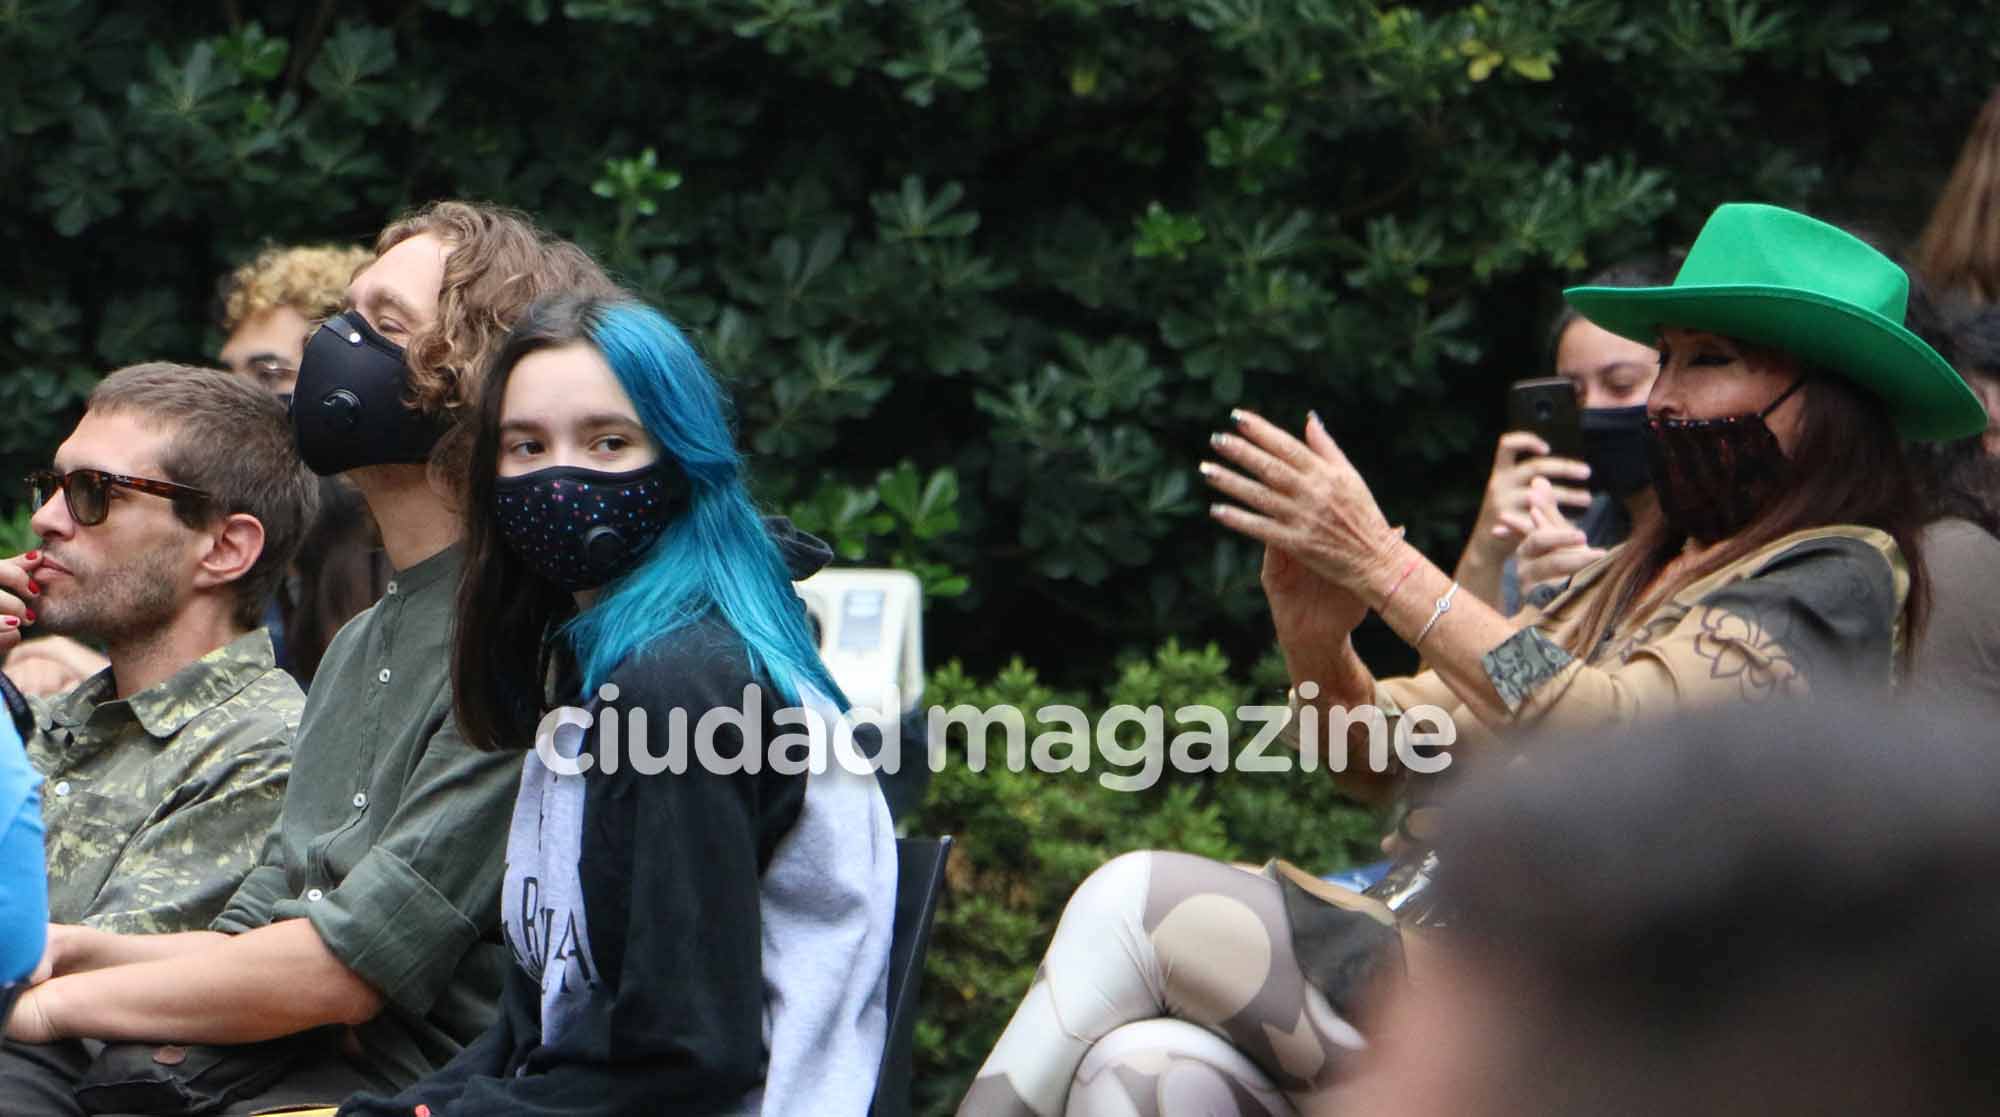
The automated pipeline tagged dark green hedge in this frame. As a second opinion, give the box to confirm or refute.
[6,2,1998,1109]
[7,0,1993,676]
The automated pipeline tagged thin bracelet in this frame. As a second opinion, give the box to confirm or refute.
[1381,554,1422,610]
[1416,581,1460,646]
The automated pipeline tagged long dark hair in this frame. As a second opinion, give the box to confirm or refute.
[453,291,846,753]
[1910,306,2000,536]
[1567,363,1932,671]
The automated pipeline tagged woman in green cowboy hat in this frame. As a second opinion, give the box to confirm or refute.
[957,203,1986,1117]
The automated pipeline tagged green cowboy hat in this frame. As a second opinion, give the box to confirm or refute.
[1563,203,1985,441]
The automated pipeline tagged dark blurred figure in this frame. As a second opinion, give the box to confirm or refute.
[1358,699,2000,1117]
[1906,303,2000,708]
[283,476,389,684]
[217,244,389,684]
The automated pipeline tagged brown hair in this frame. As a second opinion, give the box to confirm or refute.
[1914,87,2000,304]
[370,201,618,487]
[1566,358,1931,670]
[218,243,373,333]
[373,200,618,423]
[87,364,321,629]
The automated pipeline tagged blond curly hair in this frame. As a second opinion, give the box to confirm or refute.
[219,243,375,333]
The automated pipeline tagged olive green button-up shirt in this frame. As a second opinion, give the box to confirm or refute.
[212,544,522,1088]
[26,629,299,935]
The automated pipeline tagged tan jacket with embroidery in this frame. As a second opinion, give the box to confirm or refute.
[1373,525,1906,764]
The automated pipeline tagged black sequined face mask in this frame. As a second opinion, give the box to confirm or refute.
[491,464,689,592]
[1645,378,1805,544]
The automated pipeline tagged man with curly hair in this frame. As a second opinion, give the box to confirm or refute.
[217,244,375,396]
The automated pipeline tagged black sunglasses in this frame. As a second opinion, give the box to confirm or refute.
[25,468,212,528]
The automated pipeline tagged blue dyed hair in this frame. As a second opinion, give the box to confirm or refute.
[560,301,845,707]
[452,292,844,752]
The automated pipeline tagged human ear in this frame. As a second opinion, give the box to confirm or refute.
[192,513,267,592]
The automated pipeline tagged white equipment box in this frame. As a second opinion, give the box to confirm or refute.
[794,568,924,727]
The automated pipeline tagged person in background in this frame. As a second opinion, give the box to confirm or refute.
[217,244,374,394]
[961,204,1983,1117]
[1913,85,2000,305]
[0,202,617,1116]
[1907,304,2000,708]
[1453,258,1673,615]
[0,676,48,1028]
[0,365,313,936]
[341,291,896,1116]
[1353,699,2000,1117]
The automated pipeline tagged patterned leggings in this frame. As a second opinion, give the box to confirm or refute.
[957,851,1402,1117]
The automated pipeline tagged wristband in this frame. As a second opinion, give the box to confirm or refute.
[1381,554,1422,611]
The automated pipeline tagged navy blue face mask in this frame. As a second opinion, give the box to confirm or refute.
[1580,405,1653,497]
[492,463,689,591]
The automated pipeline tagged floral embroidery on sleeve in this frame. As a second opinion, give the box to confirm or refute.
[1482,627,1575,714]
[1691,604,1802,700]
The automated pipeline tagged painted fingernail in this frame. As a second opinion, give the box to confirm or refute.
[2,617,15,627]
[1230,409,1247,425]
[1308,410,1323,427]
[1210,432,1228,448]
[1209,503,1229,517]
[26,581,38,595]
[23,551,37,562]
[24,610,34,623]
[1197,461,1216,476]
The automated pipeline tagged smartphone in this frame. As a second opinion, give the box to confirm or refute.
[1506,377,1584,462]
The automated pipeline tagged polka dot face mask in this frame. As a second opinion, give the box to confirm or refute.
[491,464,687,591]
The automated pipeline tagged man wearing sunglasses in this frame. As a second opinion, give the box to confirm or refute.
[0,203,618,1115]
[0,363,316,948]
[1,246,374,703]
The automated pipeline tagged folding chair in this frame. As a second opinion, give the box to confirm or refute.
[870,835,952,1117]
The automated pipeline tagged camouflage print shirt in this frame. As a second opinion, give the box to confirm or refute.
[25,629,301,934]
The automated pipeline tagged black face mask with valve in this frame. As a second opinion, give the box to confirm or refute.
[290,311,450,477]
[491,464,691,592]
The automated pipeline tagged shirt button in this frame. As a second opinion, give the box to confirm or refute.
[53,781,70,797]
[386,581,398,595]
[352,793,368,810]
[306,888,324,902]
[377,668,392,684]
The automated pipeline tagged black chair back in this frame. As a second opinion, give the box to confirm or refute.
[870,835,952,1117]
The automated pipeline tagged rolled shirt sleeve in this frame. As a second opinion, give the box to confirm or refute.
[212,828,289,935]
[305,716,520,1018]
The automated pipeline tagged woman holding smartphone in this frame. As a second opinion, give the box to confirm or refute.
[341,292,896,1117]
[960,203,1987,1116]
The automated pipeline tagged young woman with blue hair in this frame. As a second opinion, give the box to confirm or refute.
[340,291,897,1116]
